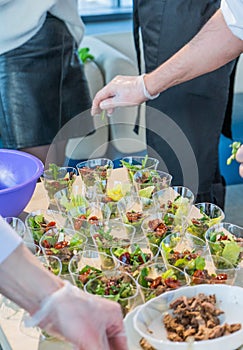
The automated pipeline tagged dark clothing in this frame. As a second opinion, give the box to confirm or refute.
[133,0,236,207]
[0,13,92,149]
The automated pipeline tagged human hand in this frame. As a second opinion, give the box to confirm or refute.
[25,282,128,350]
[91,74,152,116]
[236,144,243,177]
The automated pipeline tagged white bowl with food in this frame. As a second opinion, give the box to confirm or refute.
[133,284,243,350]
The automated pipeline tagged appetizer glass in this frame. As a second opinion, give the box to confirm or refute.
[137,262,190,302]
[54,184,88,214]
[39,228,87,275]
[37,255,62,277]
[160,231,208,270]
[40,165,77,206]
[90,220,136,256]
[67,202,111,249]
[121,155,159,181]
[84,270,140,316]
[76,158,114,197]
[184,254,237,286]
[4,216,26,239]
[23,241,41,256]
[25,208,70,244]
[111,241,160,276]
[133,169,172,212]
[142,214,175,250]
[68,249,119,289]
[152,186,195,227]
[117,194,148,238]
[205,222,243,267]
[186,202,225,240]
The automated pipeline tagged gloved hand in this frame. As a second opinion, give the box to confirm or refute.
[25,281,128,350]
[236,145,243,177]
[91,74,159,116]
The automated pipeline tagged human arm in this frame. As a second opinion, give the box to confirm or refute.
[236,145,243,177]
[91,8,243,115]
[0,219,128,350]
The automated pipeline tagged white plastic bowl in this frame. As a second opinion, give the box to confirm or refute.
[134,284,243,350]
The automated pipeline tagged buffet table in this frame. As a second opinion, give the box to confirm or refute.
[1,179,243,350]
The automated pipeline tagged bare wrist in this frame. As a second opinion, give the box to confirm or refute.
[141,74,160,100]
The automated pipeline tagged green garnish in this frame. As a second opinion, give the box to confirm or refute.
[78,47,94,64]
[227,141,241,165]
[101,110,106,121]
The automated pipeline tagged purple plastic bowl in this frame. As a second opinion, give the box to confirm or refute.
[0,149,44,217]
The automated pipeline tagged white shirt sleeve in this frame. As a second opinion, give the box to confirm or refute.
[0,216,22,264]
[221,0,243,40]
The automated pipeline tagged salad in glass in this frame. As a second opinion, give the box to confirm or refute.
[137,262,189,302]
[186,202,225,240]
[205,222,243,267]
[84,271,139,316]
[41,164,77,205]
[39,228,87,275]
[68,250,119,289]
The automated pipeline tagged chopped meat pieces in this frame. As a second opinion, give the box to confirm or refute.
[163,293,241,342]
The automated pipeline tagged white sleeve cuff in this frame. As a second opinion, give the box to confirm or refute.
[0,216,22,264]
[221,0,243,40]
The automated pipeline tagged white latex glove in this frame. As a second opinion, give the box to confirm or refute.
[91,74,159,116]
[236,144,243,177]
[25,282,128,350]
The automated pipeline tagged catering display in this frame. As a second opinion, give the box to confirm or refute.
[3,154,242,350]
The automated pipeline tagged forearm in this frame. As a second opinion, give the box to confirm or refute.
[0,243,64,314]
[145,9,243,95]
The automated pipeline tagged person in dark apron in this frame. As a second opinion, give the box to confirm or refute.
[133,0,237,208]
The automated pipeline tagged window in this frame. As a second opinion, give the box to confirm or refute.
[79,0,132,18]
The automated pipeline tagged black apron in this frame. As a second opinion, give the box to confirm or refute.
[133,0,236,208]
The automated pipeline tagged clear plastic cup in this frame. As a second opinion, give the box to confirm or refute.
[84,270,140,316]
[4,216,26,239]
[90,220,136,256]
[186,202,225,240]
[137,262,190,302]
[205,222,243,267]
[76,158,114,195]
[39,228,87,275]
[40,165,77,206]
[121,155,159,181]
[68,249,119,289]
